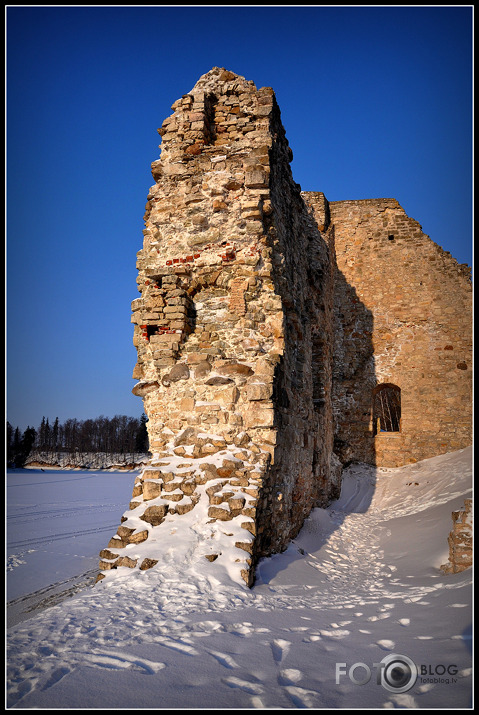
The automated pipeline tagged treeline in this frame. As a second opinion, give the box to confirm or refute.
[6,424,37,469]
[7,414,149,467]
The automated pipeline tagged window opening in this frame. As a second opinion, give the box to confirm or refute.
[373,383,401,434]
[146,326,158,341]
[204,93,218,145]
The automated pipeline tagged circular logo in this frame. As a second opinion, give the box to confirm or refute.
[379,654,418,693]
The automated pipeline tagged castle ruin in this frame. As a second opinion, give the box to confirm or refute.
[97,68,472,587]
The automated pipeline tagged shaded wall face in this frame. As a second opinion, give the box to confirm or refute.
[326,198,472,466]
[302,193,376,467]
[331,267,376,465]
[254,106,337,557]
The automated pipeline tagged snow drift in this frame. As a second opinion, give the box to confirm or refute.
[6,446,472,709]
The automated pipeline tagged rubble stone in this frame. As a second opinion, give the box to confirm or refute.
[441,499,473,573]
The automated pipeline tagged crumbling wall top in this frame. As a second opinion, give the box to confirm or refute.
[187,67,259,95]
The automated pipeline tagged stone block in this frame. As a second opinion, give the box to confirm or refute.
[246,382,272,401]
[162,492,185,502]
[116,556,138,568]
[174,427,197,446]
[235,540,253,554]
[175,502,196,515]
[241,404,275,429]
[214,385,240,404]
[140,558,159,571]
[140,504,169,526]
[143,481,162,500]
[99,549,118,561]
[99,559,118,570]
[128,530,149,544]
[217,362,254,377]
[107,536,127,549]
[208,505,232,521]
[150,333,179,344]
[144,468,166,480]
[117,525,135,539]
[228,496,246,512]
[205,375,234,386]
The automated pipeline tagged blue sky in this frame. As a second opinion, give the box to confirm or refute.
[6,5,473,432]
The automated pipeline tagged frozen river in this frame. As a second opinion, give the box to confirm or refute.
[6,468,137,625]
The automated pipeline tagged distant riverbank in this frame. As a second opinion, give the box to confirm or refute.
[24,450,150,471]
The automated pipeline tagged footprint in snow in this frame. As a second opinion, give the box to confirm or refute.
[250,696,265,708]
[367,613,390,622]
[385,693,418,709]
[230,622,254,637]
[302,634,321,642]
[271,639,291,663]
[157,638,200,656]
[319,629,350,639]
[284,685,319,708]
[331,620,352,628]
[84,650,165,674]
[376,639,395,651]
[221,675,263,695]
[278,668,302,686]
[41,667,70,691]
[208,650,239,669]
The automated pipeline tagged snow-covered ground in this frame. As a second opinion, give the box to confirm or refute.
[6,447,473,709]
[6,468,138,625]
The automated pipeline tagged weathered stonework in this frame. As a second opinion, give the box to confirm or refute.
[304,194,472,468]
[441,499,473,573]
[98,68,472,587]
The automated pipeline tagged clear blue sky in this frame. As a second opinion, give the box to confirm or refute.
[6,6,473,432]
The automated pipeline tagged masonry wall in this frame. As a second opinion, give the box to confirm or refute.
[97,69,472,588]
[441,499,473,574]
[97,68,338,586]
[256,99,338,557]
[304,194,472,467]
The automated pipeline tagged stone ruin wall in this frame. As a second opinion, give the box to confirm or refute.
[97,68,472,587]
[441,498,473,574]
[303,194,472,467]
[97,68,339,586]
